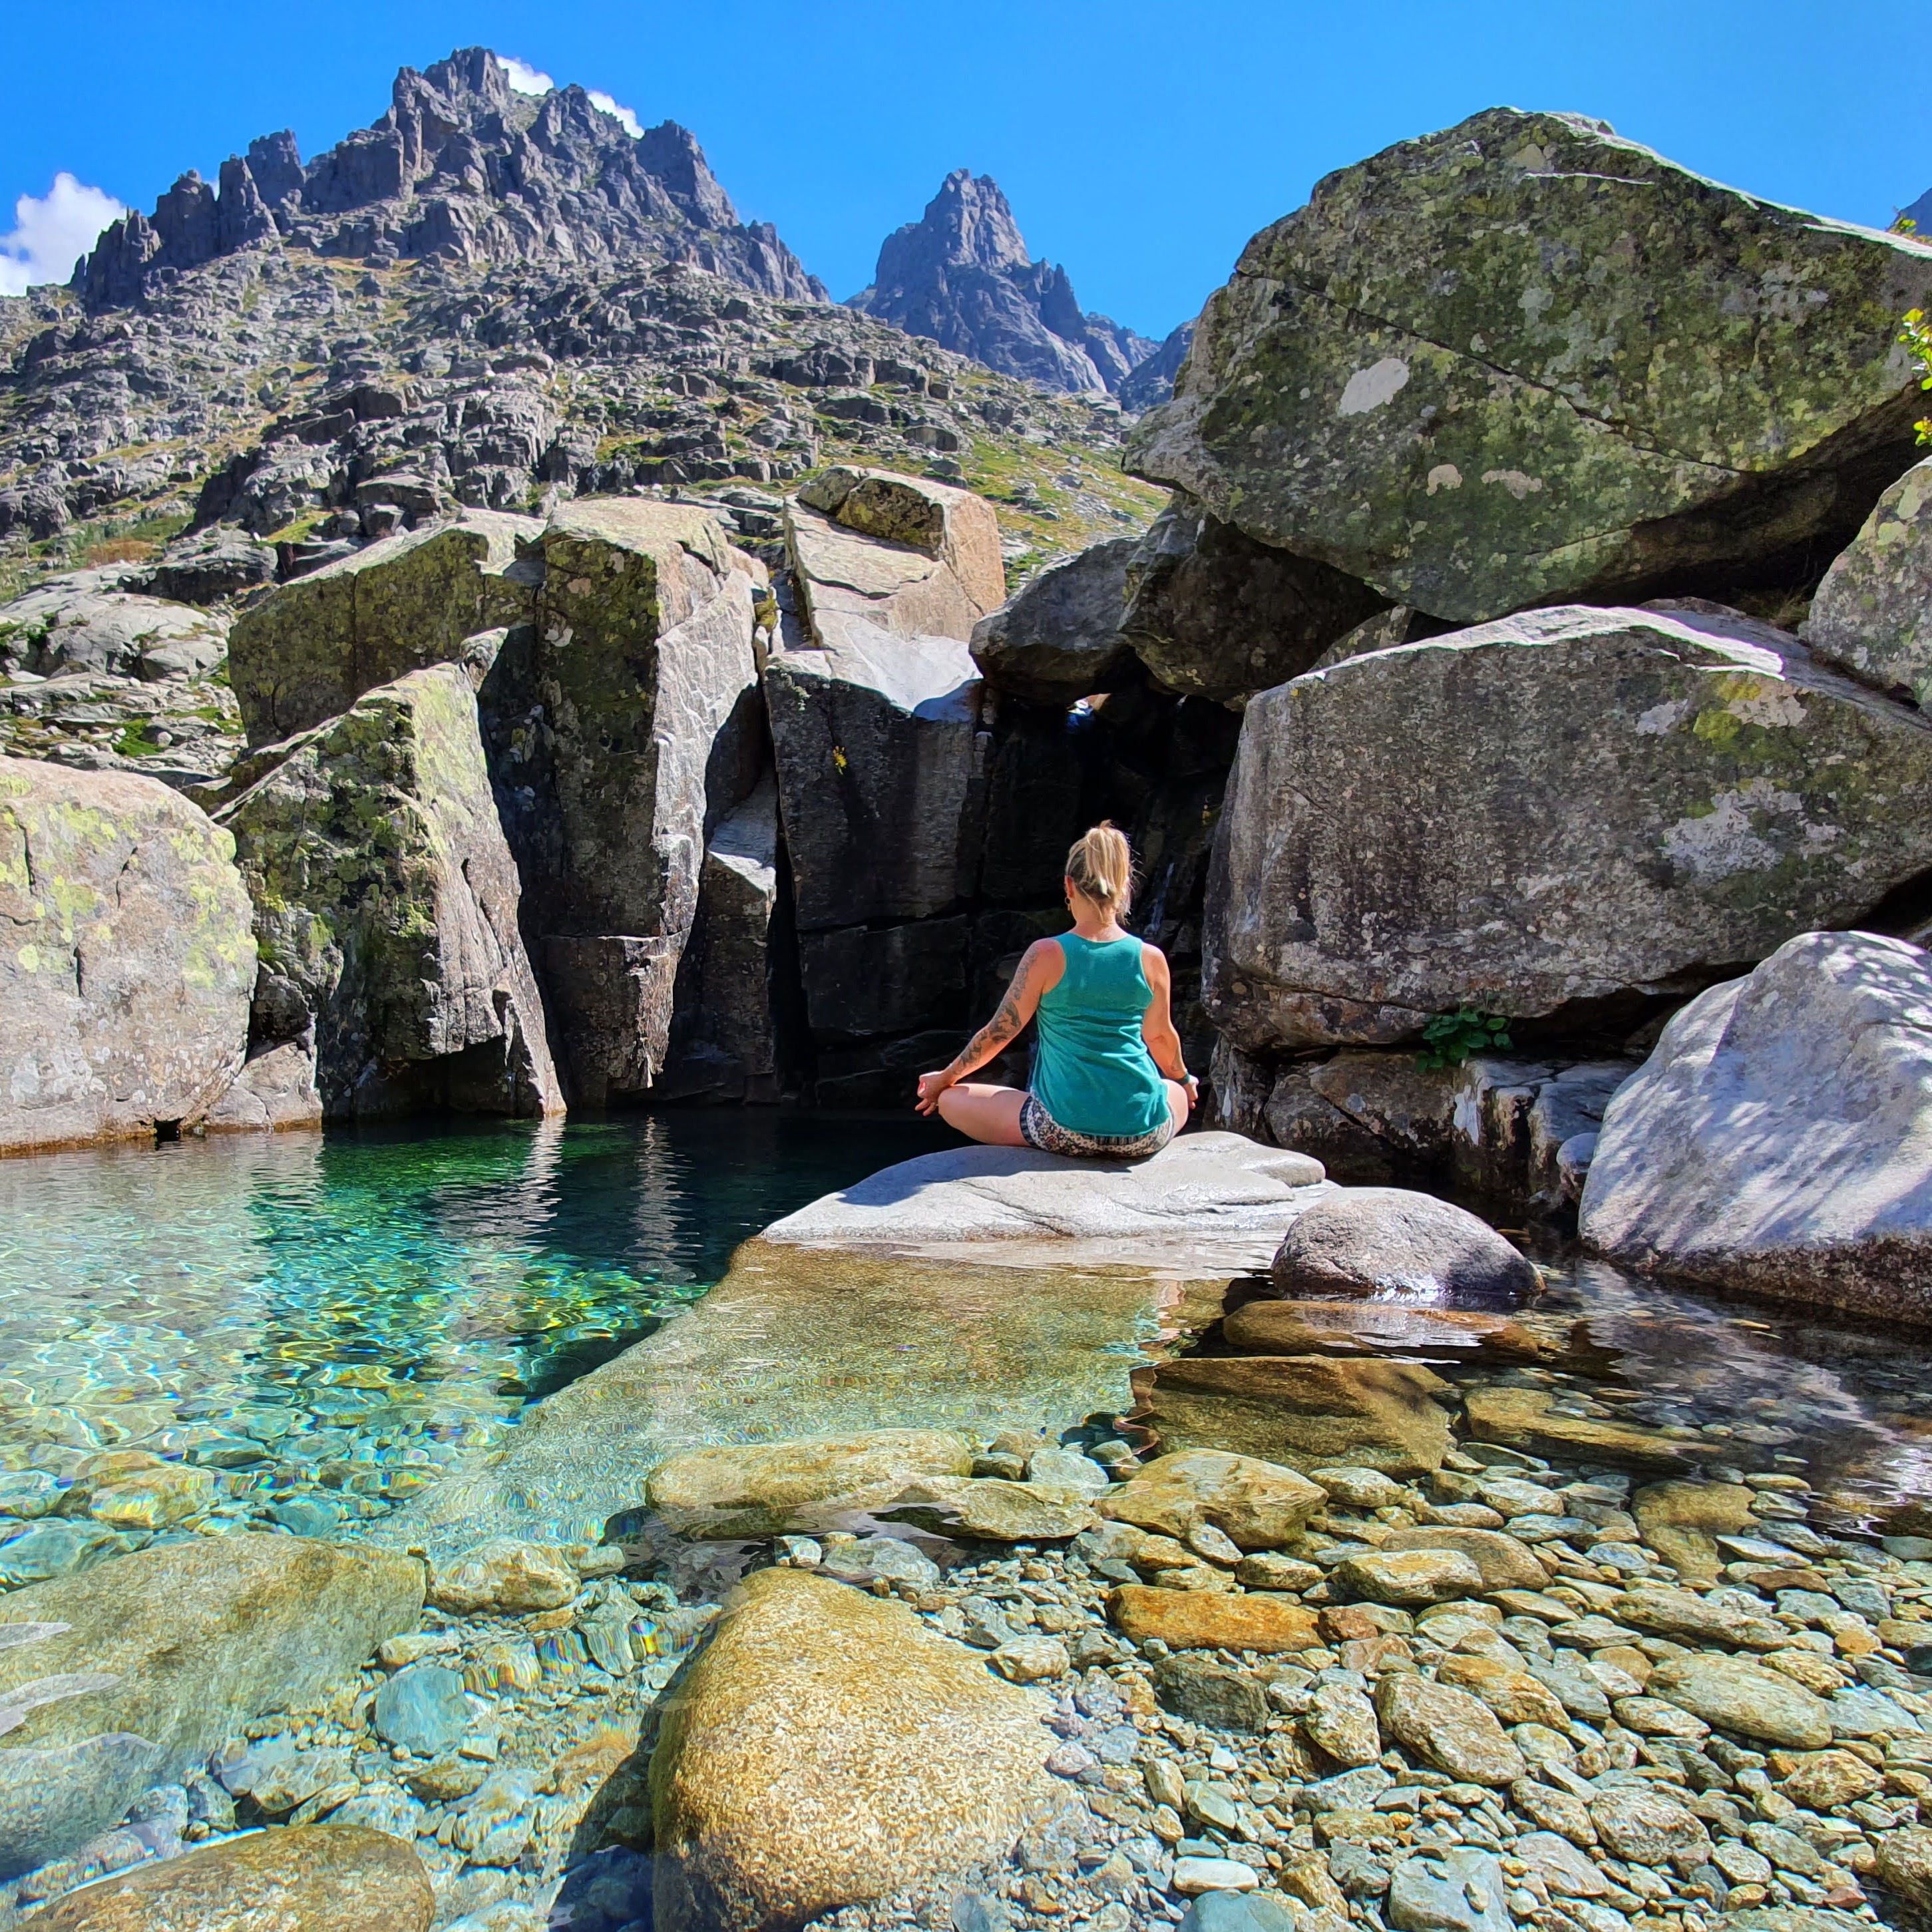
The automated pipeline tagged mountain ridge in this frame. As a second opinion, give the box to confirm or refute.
[75,46,824,310]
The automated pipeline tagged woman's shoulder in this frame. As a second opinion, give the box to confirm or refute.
[1137,938,1170,976]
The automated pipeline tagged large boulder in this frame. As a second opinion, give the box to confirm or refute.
[650,1566,1060,1932]
[0,1535,423,1875]
[1119,490,1386,703]
[1207,605,1932,1052]
[1805,456,1932,707]
[0,584,229,683]
[970,536,1136,702]
[1579,930,1932,1320]
[227,510,540,743]
[219,665,562,1121]
[1,759,255,1154]
[1128,108,1932,624]
[1269,1189,1539,1303]
[497,498,764,1104]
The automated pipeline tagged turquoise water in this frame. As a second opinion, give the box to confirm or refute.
[0,1113,955,1563]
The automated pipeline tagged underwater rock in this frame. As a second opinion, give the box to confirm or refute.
[428,1538,578,1615]
[1097,1449,1326,1551]
[15,1824,434,1931]
[1376,1527,1547,1591]
[1135,1354,1455,1475]
[1462,1386,1739,1474]
[649,1567,1059,1932]
[1223,1301,1543,1364]
[1374,1675,1525,1787]
[1642,1653,1835,1750]
[0,1535,422,1875]
[1332,1549,1486,1607]
[1105,1585,1319,1654]
[646,1431,975,1539]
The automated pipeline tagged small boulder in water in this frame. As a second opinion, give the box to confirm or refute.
[1270,1189,1539,1304]
[428,1537,578,1615]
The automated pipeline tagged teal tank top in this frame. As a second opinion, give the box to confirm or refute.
[1030,934,1171,1137]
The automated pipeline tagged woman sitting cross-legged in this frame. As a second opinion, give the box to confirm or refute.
[914,823,1197,1156]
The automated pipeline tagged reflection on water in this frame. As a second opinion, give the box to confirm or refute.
[1505,1252,1932,1536]
[0,1113,955,1553]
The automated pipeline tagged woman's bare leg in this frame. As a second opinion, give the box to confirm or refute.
[1163,1080,1191,1133]
[936,1083,1030,1147]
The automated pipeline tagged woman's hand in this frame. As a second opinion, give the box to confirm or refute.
[914,1069,956,1115]
[1181,1073,1200,1114]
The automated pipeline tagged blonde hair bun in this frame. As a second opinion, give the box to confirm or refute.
[1065,823,1133,915]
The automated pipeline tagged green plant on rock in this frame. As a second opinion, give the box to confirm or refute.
[1416,1006,1513,1070]
[1904,308,1932,447]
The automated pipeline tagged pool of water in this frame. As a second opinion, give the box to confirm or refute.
[0,1111,957,1566]
[1509,1251,1932,1538]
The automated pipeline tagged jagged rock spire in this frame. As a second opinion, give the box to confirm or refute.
[849,171,1151,395]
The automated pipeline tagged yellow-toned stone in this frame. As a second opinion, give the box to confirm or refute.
[651,1569,1058,1932]
[85,1462,221,1530]
[17,1825,432,1931]
[1099,1448,1326,1550]
[1137,1355,1455,1475]
[1106,1583,1320,1652]
[1631,1479,1757,1583]
[646,1430,974,1539]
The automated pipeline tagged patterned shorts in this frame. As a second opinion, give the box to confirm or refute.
[1019,1092,1177,1160]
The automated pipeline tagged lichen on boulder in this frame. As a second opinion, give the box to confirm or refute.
[1208,604,1932,1053]
[1,758,255,1154]
[219,664,562,1121]
[1129,107,1932,624]
[227,509,541,743]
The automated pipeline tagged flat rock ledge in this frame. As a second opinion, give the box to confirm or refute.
[761,1131,1329,1272]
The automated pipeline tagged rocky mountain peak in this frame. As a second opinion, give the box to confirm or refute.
[849,171,1155,397]
[878,170,1032,280]
[73,46,823,310]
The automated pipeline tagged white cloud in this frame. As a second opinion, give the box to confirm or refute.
[0,173,125,297]
[496,55,640,138]
[498,55,555,95]
[588,90,643,140]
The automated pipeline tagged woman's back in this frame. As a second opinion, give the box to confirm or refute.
[1030,933,1169,1137]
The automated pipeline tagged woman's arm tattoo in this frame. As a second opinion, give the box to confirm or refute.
[952,972,1030,1075]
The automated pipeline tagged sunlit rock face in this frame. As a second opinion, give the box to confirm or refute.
[1129,108,1932,624]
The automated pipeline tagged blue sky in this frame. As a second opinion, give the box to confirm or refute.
[4,1,1925,337]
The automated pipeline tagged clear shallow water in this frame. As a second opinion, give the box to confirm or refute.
[1514,1253,1932,1536]
[5,1113,1932,1574]
[0,1112,956,1559]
